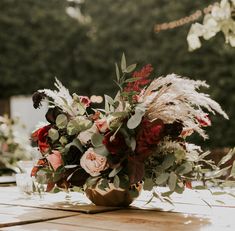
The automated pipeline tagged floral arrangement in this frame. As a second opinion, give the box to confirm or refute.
[187,0,235,51]
[0,115,32,172]
[31,55,235,200]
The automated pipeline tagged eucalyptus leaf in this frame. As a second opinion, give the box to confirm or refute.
[91,133,104,147]
[129,188,139,198]
[64,138,84,154]
[124,77,138,83]
[59,136,68,145]
[161,154,176,170]
[121,53,126,72]
[48,128,59,141]
[93,145,109,157]
[109,166,123,178]
[143,178,154,191]
[115,63,120,81]
[56,114,68,129]
[155,173,169,185]
[125,64,137,73]
[127,108,145,129]
[230,160,235,177]
[104,94,114,105]
[211,191,227,196]
[168,172,177,191]
[218,148,235,166]
[113,175,120,188]
[67,120,79,135]
[193,185,207,190]
[86,176,100,187]
[176,162,193,175]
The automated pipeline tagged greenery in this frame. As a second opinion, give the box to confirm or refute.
[0,0,234,148]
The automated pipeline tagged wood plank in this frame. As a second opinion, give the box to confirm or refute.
[0,187,121,214]
[0,222,104,231]
[46,209,235,231]
[0,204,77,228]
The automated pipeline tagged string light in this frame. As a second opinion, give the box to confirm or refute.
[154,4,214,32]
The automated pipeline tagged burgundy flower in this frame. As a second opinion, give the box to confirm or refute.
[135,118,165,161]
[124,64,153,93]
[32,125,51,154]
[102,132,128,155]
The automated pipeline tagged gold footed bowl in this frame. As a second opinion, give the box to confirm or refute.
[85,181,142,207]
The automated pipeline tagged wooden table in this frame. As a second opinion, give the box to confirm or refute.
[0,186,234,231]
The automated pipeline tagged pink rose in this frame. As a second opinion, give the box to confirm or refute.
[80,148,108,176]
[95,118,108,133]
[79,96,91,108]
[46,150,63,171]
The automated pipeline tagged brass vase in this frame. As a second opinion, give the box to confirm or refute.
[85,181,142,207]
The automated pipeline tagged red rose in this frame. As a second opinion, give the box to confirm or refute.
[102,132,128,155]
[135,118,165,161]
[32,125,51,154]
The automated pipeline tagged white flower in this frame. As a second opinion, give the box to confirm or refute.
[211,0,231,21]
[80,148,108,176]
[187,33,201,51]
[228,34,235,47]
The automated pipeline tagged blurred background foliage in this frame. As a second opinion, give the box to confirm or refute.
[0,0,234,148]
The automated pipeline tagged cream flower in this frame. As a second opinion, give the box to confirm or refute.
[80,148,108,176]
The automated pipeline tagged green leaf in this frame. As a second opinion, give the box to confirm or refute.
[176,162,193,175]
[218,148,235,166]
[86,176,100,187]
[109,166,123,178]
[113,175,120,188]
[104,94,114,105]
[91,133,104,147]
[59,136,68,145]
[211,191,227,196]
[161,154,176,170]
[93,145,109,157]
[129,188,139,198]
[67,120,80,135]
[215,200,225,205]
[161,191,173,197]
[67,117,92,135]
[174,183,184,194]
[230,160,235,177]
[56,114,68,129]
[143,178,154,191]
[168,172,177,191]
[119,174,129,189]
[115,63,120,81]
[127,108,145,129]
[48,128,59,141]
[64,138,84,154]
[125,64,137,73]
[208,166,231,179]
[193,185,207,190]
[155,173,169,185]
[121,53,126,72]
[124,77,138,83]
[98,178,109,191]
